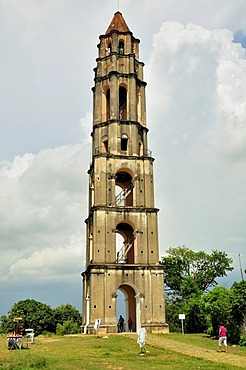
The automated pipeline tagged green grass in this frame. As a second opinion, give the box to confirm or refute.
[159,333,246,355]
[0,333,245,370]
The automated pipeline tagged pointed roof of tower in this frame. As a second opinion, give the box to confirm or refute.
[105,11,130,34]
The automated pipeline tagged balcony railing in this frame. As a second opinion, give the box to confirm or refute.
[142,149,152,157]
[93,146,152,157]
[95,111,143,124]
[94,146,110,155]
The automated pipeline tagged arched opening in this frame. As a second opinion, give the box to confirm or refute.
[116,289,126,331]
[121,133,128,152]
[106,88,110,120]
[116,222,135,263]
[115,170,133,206]
[118,40,124,54]
[102,135,109,153]
[107,42,111,55]
[116,232,124,262]
[116,284,138,332]
[119,86,127,120]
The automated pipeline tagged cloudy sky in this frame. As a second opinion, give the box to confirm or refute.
[1,0,246,317]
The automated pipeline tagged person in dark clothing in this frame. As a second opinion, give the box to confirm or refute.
[118,315,125,332]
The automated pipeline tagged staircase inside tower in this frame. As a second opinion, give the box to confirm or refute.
[115,173,136,206]
[116,237,134,263]
[115,182,134,206]
[116,223,135,264]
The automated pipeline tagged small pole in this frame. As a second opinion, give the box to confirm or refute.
[179,314,185,334]
[238,254,244,282]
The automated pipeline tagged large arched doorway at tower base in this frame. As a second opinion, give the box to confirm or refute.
[116,284,140,333]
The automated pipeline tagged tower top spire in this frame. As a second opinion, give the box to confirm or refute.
[105,11,130,34]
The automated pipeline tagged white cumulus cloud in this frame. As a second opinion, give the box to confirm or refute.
[0,143,89,284]
[146,21,246,263]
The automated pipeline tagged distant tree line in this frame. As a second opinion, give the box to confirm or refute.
[0,300,81,336]
[161,246,246,344]
[1,246,245,345]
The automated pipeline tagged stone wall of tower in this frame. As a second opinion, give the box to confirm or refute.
[83,265,166,334]
[82,11,168,335]
[90,157,155,207]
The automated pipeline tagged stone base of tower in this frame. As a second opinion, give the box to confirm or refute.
[85,324,118,335]
[83,323,169,335]
[142,323,169,334]
[82,263,169,335]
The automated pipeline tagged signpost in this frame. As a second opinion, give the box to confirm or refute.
[179,314,185,335]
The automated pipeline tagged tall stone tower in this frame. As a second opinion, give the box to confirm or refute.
[82,12,168,334]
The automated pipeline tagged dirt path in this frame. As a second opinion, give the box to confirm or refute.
[122,333,246,368]
[144,335,246,368]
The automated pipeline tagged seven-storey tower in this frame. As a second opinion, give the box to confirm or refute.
[82,12,168,334]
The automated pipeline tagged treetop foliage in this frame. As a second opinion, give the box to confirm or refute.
[160,245,234,296]
[0,299,81,336]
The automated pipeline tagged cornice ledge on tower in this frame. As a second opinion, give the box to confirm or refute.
[100,153,154,162]
[82,264,165,275]
[89,206,159,213]
[93,120,149,132]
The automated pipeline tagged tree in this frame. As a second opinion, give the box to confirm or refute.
[0,299,55,335]
[161,246,233,298]
[0,315,12,334]
[54,304,81,328]
[56,320,79,336]
[230,280,246,341]
[184,296,208,333]
[203,286,232,338]
[165,298,185,333]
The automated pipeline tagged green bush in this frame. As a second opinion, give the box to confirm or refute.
[56,320,79,336]
[41,331,55,337]
[205,326,213,337]
[239,335,246,346]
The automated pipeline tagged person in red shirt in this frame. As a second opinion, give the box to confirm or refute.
[127,317,133,332]
[218,324,228,352]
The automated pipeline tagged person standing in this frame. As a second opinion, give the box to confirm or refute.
[118,315,125,332]
[218,324,228,352]
[128,317,133,332]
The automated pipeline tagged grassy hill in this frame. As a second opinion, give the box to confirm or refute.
[1,333,245,369]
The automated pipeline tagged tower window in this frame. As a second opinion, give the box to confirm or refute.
[119,86,127,119]
[102,135,109,153]
[121,133,128,151]
[119,41,124,54]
